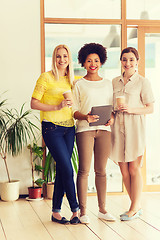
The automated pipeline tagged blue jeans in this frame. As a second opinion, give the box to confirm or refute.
[42,121,79,213]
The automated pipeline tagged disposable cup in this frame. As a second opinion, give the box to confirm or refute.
[63,90,73,107]
[116,96,125,106]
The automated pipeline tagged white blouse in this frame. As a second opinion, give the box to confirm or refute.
[72,77,113,133]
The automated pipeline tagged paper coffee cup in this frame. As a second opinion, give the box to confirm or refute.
[116,96,125,106]
[63,90,73,107]
[63,90,72,100]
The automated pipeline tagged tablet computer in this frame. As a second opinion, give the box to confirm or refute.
[89,105,112,126]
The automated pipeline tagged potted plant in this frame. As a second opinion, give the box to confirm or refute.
[28,142,56,200]
[0,99,39,201]
[44,150,56,199]
[27,143,46,200]
[26,137,79,200]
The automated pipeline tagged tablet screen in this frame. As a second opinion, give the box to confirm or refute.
[89,105,112,126]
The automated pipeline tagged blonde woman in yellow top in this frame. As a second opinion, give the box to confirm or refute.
[31,45,80,225]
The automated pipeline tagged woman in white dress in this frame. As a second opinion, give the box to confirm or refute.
[111,47,154,221]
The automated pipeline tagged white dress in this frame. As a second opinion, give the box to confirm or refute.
[111,72,154,163]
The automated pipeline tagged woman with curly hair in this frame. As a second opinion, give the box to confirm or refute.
[72,43,116,224]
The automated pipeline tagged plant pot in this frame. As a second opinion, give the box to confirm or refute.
[46,182,54,199]
[0,180,20,201]
[28,187,42,199]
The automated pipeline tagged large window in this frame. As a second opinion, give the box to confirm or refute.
[145,33,160,185]
[41,0,160,193]
[127,0,160,20]
[44,0,121,19]
[45,23,123,192]
[45,24,121,79]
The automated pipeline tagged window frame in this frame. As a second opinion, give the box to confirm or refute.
[40,0,160,194]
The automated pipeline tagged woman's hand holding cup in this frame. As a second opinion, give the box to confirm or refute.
[63,90,73,107]
[116,96,125,111]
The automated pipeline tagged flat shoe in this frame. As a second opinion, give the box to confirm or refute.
[98,212,116,222]
[120,209,141,221]
[51,215,70,224]
[79,215,90,224]
[120,208,142,217]
[120,211,128,217]
[70,216,80,224]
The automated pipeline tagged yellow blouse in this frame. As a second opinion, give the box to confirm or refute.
[32,71,74,127]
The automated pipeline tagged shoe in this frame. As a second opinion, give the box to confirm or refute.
[98,212,116,222]
[51,215,70,224]
[79,215,90,224]
[120,211,127,217]
[70,216,80,224]
[120,209,142,217]
[120,209,142,221]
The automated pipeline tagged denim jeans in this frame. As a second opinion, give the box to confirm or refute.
[42,121,79,213]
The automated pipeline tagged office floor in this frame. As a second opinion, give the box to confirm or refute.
[0,193,160,240]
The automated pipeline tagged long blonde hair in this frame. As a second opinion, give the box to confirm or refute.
[52,44,74,86]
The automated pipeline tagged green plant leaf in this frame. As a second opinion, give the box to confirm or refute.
[35,164,43,173]
[0,99,40,182]
[71,142,79,174]
[35,178,46,187]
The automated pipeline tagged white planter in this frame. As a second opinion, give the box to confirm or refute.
[0,180,20,201]
[46,182,54,199]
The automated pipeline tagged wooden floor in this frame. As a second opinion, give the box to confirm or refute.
[0,193,160,240]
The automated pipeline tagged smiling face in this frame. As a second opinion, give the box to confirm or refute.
[121,52,138,75]
[83,53,102,74]
[56,47,69,71]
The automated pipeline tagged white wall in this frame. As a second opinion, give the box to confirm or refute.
[0,0,41,194]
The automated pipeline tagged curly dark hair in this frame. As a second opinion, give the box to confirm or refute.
[78,43,107,67]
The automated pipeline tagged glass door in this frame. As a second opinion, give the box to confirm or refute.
[44,23,123,193]
[138,27,160,192]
